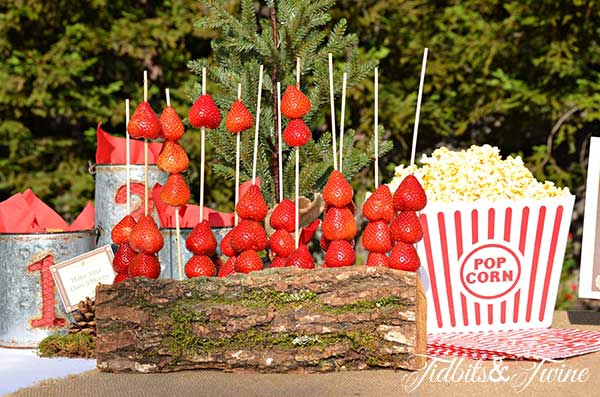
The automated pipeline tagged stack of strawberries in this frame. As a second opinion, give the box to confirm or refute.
[361,184,394,267]
[388,175,427,271]
[268,199,296,268]
[111,214,136,282]
[321,171,357,267]
[183,92,223,278]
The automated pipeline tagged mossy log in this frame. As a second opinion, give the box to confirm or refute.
[95,266,426,373]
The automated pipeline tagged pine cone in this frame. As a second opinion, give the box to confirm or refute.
[68,297,96,337]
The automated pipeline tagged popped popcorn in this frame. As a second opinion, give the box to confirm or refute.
[387,145,570,202]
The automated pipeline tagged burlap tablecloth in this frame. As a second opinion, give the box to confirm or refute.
[9,311,600,397]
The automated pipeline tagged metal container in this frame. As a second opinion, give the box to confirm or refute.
[94,164,168,248]
[0,230,95,347]
[159,227,232,279]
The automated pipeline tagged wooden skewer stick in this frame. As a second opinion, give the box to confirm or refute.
[294,57,301,248]
[338,72,347,174]
[251,65,264,185]
[328,53,338,171]
[234,83,242,226]
[374,67,379,189]
[125,99,131,215]
[410,48,428,168]
[166,88,183,281]
[200,68,207,222]
[277,82,283,202]
[143,70,149,217]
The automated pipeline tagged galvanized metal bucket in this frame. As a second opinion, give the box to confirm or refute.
[159,227,232,279]
[0,230,95,347]
[93,164,168,248]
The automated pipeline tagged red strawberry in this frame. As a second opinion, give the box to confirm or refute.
[188,94,222,129]
[269,229,295,258]
[361,220,392,253]
[269,199,296,233]
[322,207,357,241]
[389,241,420,271]
[236,184,268,221]
[113,273,130,283]
[320,235,331,251]
[393,175,427,211]
[185,220,217,256]
[270,256,287,268]
[281,85,311,119]
[323,170,353,208]
[159,106,185,141]
[362,185,394,222]
[111,215,137,245]
[390,211,423,243]
[230,220,268,252]
[366,252,390,267]
[113,243,135,274]
[226,100,254,133]
[235,250,263,274]
[185,255,216,278]
[129,253,161,279]
[324,240,355,268]
[128,102,162,139]
[283,118,312,147]
[129,215,164,254]
[160,174,191,207]
[285,244,315,269]
[157,141,189,174]
[218,256,236,277]
[220,228,237,257]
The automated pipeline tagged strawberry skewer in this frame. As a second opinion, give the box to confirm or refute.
[328,53,338,171]
[338,72,347,173]
[277,82,283,203]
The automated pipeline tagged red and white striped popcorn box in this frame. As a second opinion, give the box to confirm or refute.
[417,195,575,333]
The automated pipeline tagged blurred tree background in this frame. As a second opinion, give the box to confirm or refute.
[1,1,600,304]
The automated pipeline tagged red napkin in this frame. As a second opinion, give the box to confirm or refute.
[152,181,261,228]
[0,190,95,233]
[96,122,163,164]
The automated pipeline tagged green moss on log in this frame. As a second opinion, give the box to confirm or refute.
[38,333,96,358]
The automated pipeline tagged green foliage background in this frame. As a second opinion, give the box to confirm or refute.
[1,0,598,244]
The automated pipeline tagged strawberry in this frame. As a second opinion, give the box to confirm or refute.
[220,228,237,257]
[185,255,216,278]
[236,184,268,221]
[129,215,164,254]
[235,250,263,274]
[389,241,420,272]
[366,252,390,267]
[188,94,222,129]
[322,206,357,241]
[390,211,423,243]
[129,253,161,279]
[159,106,185,141]
[362,185,394,223]
[323,170,353,208]
[270,256,287,268]
[157,141,189,174]
[218,255,236,277]
[324,240,355,268]
[185,220,217,256]
[111,214,137,245]
[285,244,315,269]
[160,174,191,207]
[113,243,135,274]
[225,100,254,133]
[269,229,295,258]
[269,198,296,233]
[230,220,268,252]
[361,220,392,253]
[283,118,312,147]
[128,102,162,139]
[113,273,130,283]
[281,85,311,119]
[393,175,427,211]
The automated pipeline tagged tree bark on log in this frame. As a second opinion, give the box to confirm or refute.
[95,267,426,373]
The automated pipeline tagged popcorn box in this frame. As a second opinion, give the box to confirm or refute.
[418,195,575,333]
